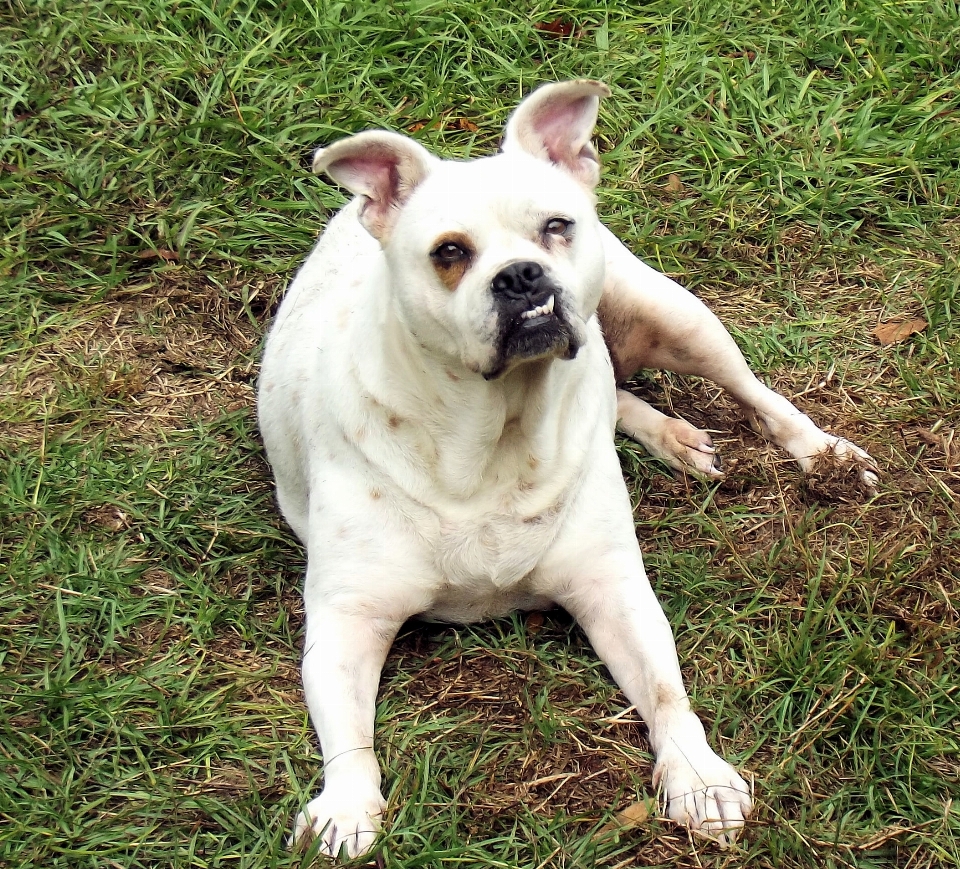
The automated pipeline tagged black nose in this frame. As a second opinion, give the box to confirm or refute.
[491,261,549,302]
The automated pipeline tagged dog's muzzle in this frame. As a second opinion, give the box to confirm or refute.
[483,261,580,379]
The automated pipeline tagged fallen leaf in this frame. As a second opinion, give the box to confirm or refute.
[406,121,427,133]
[526,612,544,634]
[136,249,179,261]
[665,173,683,193]
[873,318,927,345]
[451,117,478,132]
[593,798,651,839]
[535,17,574,37]
[615,801,650,826]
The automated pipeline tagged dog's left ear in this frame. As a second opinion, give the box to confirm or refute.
[501,79,611,188]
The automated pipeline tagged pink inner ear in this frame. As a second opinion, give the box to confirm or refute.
[331,150,401,206]
[531,96,594,166]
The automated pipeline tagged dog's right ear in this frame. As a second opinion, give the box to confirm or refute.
[313,131,436,241]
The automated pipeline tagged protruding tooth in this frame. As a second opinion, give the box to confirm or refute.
[521,297,556,320]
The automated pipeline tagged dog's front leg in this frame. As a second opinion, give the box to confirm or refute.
[550,545,752,844]
[291,600,402,859]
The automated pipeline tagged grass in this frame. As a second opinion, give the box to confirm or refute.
[1,0,958,867]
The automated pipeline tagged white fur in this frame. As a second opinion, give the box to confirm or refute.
[260,81,760,860]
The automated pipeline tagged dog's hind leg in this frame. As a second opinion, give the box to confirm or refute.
[598,225,878,489]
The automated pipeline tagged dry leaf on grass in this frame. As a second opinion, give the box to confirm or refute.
[665,173,683,193]
[136,249,179,261]
[535,17,574,37]
[525,612,544,634]
[451,117,478,132]
[873,318,927,345]
[917,426,957,466]
[593,798,652,840]
[405,117,478,134]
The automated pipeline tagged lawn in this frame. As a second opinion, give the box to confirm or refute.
[2,1,958,867]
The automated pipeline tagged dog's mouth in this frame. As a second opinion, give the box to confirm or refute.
[519,293,556,323]
[483,291,580,380]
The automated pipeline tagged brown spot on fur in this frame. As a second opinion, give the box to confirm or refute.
[370,488,381,500]
[656,683,683,709]
[598,292,682,382]
[434,258,469,291]
[430,231,474,291]
[388,414,401,428]
[597,293,645,383]
[446,368,460,382]
[527,454,539,469]
[523,499,561,523]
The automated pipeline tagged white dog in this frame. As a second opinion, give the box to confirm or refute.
[258,80,877,860]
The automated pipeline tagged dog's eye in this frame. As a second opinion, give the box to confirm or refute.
[432,242,469,264]
[544,217,573,237]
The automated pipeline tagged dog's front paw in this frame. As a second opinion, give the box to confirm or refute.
[290,787,385,860]
[654,745,752,846]
[652,418,724,479]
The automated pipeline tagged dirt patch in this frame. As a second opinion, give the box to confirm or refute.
[1,266,280,446]
[385,622,651,827]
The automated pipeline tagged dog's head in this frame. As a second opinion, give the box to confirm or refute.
[313,80,610,379]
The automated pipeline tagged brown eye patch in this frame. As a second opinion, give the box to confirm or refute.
[430,232,474,291]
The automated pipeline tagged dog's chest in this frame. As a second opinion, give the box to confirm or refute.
[434,504,558,586]
[420,423,572,591]
[419,508,559,621]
